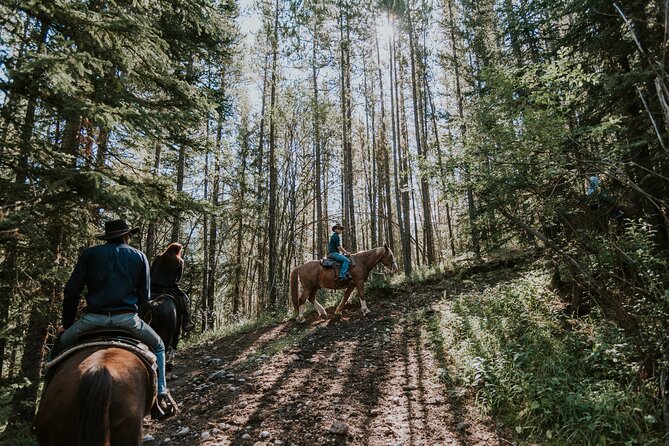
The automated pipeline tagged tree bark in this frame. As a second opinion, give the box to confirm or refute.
[267,0,280,309]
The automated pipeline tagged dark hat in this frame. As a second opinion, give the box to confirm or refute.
[332,223,345,231]
[97,219,139,240]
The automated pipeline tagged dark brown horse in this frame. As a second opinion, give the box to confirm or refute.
[290,245,398,323]
[34,346,154,446]
[141,293,180,371]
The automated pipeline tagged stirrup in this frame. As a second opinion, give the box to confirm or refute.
[151,390,178,420]
[182,321,195,333]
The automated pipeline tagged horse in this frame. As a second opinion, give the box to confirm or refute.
[34,345,154,446]
[290,245,398,323]
[140,293,180,371]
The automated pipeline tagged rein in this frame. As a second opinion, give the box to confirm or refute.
[352,247,383,276]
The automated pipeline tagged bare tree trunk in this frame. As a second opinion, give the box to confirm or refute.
[363,59,378,247]
[267,0,280,309]
[5,296,49,431]
[376,35,395,251]
[171,144,186,242]
[389,26,411,275]
[146,142,162,260]
[233,114,250,316]
[446,0,480,259]
[201,150,209,325]
[339,3,357,251]
[407,1,435,264]
[312,34,324,259]
[254,53,270,314]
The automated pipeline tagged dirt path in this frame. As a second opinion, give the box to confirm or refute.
[143,281,505,445]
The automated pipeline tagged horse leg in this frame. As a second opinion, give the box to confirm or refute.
[296,287,310,323]
[357,283,370,315]
[308,289,327,319]
[335,286,355,315]
[166,346,175,372]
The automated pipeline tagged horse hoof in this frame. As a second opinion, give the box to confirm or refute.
[296,317,306,324]
[362,309,370,316]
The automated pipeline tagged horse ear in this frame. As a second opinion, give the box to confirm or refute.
[383,243,388,251]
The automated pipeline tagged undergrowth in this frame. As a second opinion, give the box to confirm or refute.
[429,267,663,445]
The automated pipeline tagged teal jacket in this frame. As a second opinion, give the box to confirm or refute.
[328,232,341,254]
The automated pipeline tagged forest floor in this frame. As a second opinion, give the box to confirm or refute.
[143,263,516,446]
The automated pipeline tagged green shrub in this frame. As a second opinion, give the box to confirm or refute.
[434,269,663,445]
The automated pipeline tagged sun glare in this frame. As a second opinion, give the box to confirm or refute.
[376,16,395,42]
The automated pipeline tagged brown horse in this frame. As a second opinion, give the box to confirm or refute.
[290,245,398,323]
[34,346,154,446]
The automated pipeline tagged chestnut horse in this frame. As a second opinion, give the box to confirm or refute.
[290,245,398,323]
[34,346,154,446]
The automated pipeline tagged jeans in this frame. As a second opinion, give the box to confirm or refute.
[328,252,350,278]
[59,312,168,395]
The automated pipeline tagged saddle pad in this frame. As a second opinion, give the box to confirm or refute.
[46,337,156,371]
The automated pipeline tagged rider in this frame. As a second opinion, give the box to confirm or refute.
[327,223,351,281]
[150,242,194,333]
[56,219,177,420]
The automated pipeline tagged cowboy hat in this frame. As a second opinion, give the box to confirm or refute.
[332,223,346,231]
[97,219,139,240]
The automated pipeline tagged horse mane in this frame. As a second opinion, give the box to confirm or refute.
[352,246,385,260]
[77,363,112,446]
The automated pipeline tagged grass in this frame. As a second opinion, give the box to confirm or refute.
[427,266,664,445]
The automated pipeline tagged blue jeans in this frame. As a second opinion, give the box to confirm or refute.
[60,312,168,395]
[328,252,350,278]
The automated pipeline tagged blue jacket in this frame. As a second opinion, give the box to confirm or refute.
[62,241,151,328]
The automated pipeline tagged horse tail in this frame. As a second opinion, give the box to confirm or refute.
[290,266,300,314]
[77,364,112,446]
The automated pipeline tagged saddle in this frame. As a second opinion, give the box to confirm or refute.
[321,256,355,280]
[321,257,356,268]
[45,329,158,398]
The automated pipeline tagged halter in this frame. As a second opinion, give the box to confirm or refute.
[354,247,388,276]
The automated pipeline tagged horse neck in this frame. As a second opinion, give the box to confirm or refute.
[354,247,384,270]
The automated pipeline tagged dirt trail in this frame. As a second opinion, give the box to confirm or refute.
[144,280,505,445]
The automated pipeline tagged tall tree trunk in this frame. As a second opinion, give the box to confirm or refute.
[201,150,210,327]
[397,50,413,274]
[407,1,435,264]
[339,2,357,251]
[0,249,17,380]
[5,296,49,431]
[146,142,162,260]
[267,0,280,309]
[376,36,395,251]
[254,53,270,314]
[363,59,378,247]
[312,34,324,258]
[389,26,411,275]
[447,0,480,258]
[171,144,186,242]
[233,114,250,316]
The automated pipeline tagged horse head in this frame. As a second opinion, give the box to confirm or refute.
[382,244,399,274]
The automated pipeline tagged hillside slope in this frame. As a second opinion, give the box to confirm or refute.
[143,272,506,445]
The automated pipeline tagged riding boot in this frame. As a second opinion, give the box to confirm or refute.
[151,390,178,420]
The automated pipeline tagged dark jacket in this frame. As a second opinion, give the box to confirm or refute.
[62,241,151,328]
[150,256,184,292]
